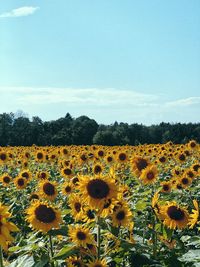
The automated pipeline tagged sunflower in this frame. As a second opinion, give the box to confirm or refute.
[20,169,32,181]
[0,174,12,187]
[29,192,40,201]
[160,181,171,193]
[62,181,73,196]
[0,151,8,164]
[179,176,192,189]
[0,203,19,251]
[87,259,107,267]
[131,157,150,176]
[14,176,28,189]
[78,174,118,210]
[188,200,199,229]
[26,200,62,233]
[37,171,49,180]
[188,140,198,150]
[93,164,103,175]
[82,208,96,223]
[140,165,158,185]
[159,202,189,229]
[35,150,45,162]
[61,167,73,179]
[39,180,58,201]
[68,225,94,248]
[111,204,132,228]
[116,151,128,163]
[69,194,84,221]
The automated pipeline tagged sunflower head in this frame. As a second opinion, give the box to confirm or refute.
[159,202,189,229]
[26,200,62,233]
[78,175,118,210]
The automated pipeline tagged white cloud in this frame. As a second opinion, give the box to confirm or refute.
[0,6,39,18]
[0,87,158,107]
[0,86,199,124]
[166,97,200,107]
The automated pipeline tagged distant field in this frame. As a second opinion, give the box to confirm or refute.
[0,141,200,267]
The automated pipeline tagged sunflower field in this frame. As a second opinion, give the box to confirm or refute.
[0,140,200,267]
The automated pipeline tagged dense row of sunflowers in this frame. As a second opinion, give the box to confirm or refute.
[0,140,199,266]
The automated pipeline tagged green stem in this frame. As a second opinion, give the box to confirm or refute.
[49,234,54,267]
[152,213,157,258]
[97,216,101,260]
[0,246,4,267]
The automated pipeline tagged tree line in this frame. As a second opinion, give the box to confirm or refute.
[0,112,199,146]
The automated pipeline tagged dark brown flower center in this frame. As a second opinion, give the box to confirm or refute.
[163,184,169,191]
[86,210,95,219]
[37,152,43,159]
[35,204,56,223]
[3,176,10,183]
[65,185,71,193]
[182,178,189,185]
[87,179,110,199]
[64,168,72,175]
[119,153,126,161]
[167,206,185,221]
[76,231,86,240]
[94,165,102,174]
[147,172,155,180]
[0,153,6,161]
[43,183,55,196]
[136,159,148,171]
[18,178,25,186]
[116,210,125,221]
[179,154,185,161]
[98,150,104,157]
[74,202,81,212]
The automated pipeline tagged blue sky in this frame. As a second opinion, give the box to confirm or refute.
[0,0,200,125]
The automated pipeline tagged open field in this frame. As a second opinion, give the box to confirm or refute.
[0,141,200,267]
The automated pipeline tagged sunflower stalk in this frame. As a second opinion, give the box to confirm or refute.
[0,246,3,267]
[97,216,101,260]
[152,213,157,259]
[48,233,55,267]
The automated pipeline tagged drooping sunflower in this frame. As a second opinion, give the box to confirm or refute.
[159,202,189,229]
[88,258,107,267]
[140,165,158,185]
[188,200,199,229]
[78,174,118,210]
[37,171,49,180]
[68,225,94,248]
[39,180,58,201]
[0,203,19,251]
[111,203,133,228]
[82,208,96,223]
[69,194,84,221]
[26,200,62,233]
[131,157,150,176]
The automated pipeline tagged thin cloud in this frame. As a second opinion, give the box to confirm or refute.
[0,87,158,107]
[0,6,39,18]
[166,97,200,107]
